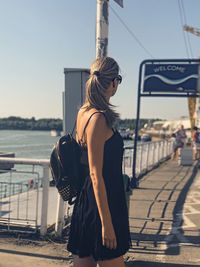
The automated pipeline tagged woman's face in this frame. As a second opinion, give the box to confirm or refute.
[107,80,118,98]
[110,75,122,97]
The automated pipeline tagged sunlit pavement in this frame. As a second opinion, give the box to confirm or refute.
[0,160,199,267]
[125,160,200,266]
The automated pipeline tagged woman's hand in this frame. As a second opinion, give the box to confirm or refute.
[102,222,117,250]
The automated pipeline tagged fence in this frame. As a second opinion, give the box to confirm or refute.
[0,157,50,236]
[123,139,173,177]
[0,139,173,235]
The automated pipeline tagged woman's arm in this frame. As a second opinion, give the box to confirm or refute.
[86,113,117,250]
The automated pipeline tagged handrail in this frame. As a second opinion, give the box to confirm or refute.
[0,157,49,166]
[123,139,173,179]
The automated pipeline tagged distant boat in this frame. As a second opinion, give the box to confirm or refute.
[50,130,61,137]
[118,128,133,140]
[141,134,152,142]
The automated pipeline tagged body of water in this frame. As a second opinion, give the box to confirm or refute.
[0,130,133,189]
[0,130,60,186]
[0,130,60,159]
[0,130,133,159]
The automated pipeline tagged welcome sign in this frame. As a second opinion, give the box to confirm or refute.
[143,63,199,93]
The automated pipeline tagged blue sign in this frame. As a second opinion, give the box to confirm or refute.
[143,63,199,93]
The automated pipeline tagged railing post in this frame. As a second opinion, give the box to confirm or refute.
[135,145,140,177]
[40,165,50,236]
[158,141,161,162]
[55,194,65,237]
[170,140,173,156]
[146,143,150,171]
[123,149,126,174]
[167,141,170,156]
[159,141,161,162]
[152,143,156,165]
[158,142,161,162]
[166,141,169,155]
[139,144,143,174]
[163,141,165,158]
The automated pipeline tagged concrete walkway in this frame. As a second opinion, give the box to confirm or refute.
[0,160,199,266]
[127,160,200,266]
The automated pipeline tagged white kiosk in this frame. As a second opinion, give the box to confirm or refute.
[63,68,89,133]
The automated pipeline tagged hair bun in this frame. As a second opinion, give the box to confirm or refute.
[93,70,100,77]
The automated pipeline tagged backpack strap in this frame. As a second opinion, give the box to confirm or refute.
[79,111,104,145]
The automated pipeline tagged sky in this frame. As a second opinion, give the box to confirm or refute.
[0,0,200,120]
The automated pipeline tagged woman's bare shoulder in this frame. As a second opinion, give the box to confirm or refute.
[77,107,106,131]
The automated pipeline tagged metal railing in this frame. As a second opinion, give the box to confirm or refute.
[123,139,173,177]
[0,157,50,236]
[0,139,173,236]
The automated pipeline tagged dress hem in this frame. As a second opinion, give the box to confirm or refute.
[67,246,130,262]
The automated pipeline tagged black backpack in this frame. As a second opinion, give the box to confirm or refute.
[50,133,83,205]
[50,112,102,205]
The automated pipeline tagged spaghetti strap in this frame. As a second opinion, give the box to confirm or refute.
[79,111,104,144]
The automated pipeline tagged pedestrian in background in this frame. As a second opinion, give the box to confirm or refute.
[192,126,200,160]
[67,57,131,267]
[174,124,187,160]
[171,133,178,160]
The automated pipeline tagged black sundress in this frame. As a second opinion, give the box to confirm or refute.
[67,115,131,261]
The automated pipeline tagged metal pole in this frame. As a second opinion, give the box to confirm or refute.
[146,143,150,171]
[131,64,143,188]
[96,0,109,58]
[40,165,50,236]
[131,96,141,188]
[55,194,65,237]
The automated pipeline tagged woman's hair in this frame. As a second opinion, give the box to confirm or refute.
[83,57,120,127]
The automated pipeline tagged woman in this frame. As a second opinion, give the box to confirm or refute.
[174,125,187,160]
[192,126,200,160]
[67,57,131,267]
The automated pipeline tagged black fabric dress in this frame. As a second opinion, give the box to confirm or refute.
[67,126,131,261]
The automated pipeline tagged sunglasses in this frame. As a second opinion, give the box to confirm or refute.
[113,74,122,84]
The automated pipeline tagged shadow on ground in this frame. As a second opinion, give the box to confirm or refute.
[129,163,199,257]
[126,261,198,267]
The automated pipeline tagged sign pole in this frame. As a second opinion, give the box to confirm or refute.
[131,63,143,188]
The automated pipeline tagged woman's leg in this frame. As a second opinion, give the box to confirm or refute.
[174,147,178,160]
[98,256,126,267]
[73,255,97,267]
[197,148,200,160]
[177,147,181,162]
